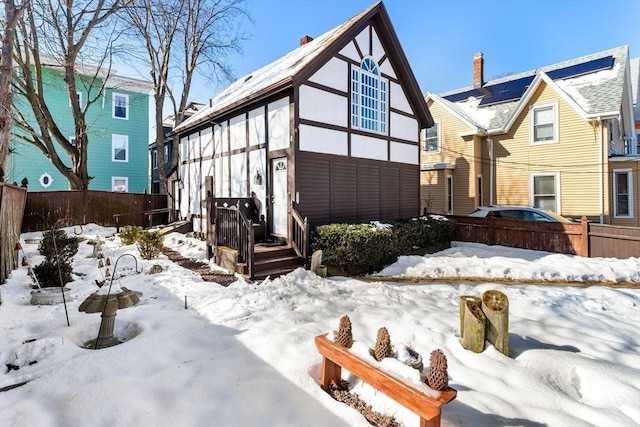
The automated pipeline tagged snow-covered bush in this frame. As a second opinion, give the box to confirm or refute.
[33,229,78,287]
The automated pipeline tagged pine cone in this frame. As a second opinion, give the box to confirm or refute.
[336,315,353,348]
[373,327,394,361]
[429,349,448,371]
[426,367,449,391]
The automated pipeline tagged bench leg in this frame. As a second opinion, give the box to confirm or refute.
[320,357,342,391]
[420,412,441,427]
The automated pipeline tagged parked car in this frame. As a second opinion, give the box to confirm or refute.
[469,206,575,223]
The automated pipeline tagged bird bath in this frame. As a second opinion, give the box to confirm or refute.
[79,286,139,349]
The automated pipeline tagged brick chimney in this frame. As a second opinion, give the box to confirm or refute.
[300,35,314,46]
[473,52,484,88]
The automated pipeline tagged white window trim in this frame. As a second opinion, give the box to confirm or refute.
[529,171,561,212]
[152,150,158,169]
[350,57,388,135]
[613,168,633,218]
[422,121,441,153]
[69,135,76,147]
[112,176,128,192]
[112,134,129,162]
[112,93,129,120]
[529,102,559,145]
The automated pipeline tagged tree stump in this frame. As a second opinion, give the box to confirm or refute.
[482,290,509,357]
[459,295,482,338]
[310,250,323,273]
[461,298,486,353]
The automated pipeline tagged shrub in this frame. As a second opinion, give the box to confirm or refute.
[311,216,454,275]
[119,225,143,245]
[33,260,74,288]
[137,230,163,260]
[35,229,78,287]
[38,229,79,262]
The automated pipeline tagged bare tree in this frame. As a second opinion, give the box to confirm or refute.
[125,0,250,195]
[0,0,28,181]
[11,0,129,189]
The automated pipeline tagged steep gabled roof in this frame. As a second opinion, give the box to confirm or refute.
[175,1,431,134]
[436,46,630,133]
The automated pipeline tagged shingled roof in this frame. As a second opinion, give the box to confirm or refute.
[428,46,630,133]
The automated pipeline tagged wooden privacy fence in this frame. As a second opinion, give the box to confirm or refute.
[22,190,168,233]
[1,183,28,285]
[448,215,640,258]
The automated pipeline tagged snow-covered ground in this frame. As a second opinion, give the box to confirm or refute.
[1,224,639,427]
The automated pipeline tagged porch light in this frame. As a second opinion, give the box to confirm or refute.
[253,170,263,186]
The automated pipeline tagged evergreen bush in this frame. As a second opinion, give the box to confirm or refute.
[119,226,143,245]
[311,216,454,275]
[34,229,78,287]
[137,230,163,260]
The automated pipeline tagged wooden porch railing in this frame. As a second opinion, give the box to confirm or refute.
[290,207,309,263]
[215,204,254,277]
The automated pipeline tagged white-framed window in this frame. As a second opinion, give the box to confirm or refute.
[530,102,558,144]
[112,134,128,162]
[422,122,440,153]
[447,175,453,214]
[530,172,560,212]
[613,169,633,218]
[70,92,82,108]
[112,176,128,193]
[164,144,170,163]
[152,150,158,169]
[69,136,76,147]
[636,131,640,155]
[351,57,387,134]
[112,93,129,119]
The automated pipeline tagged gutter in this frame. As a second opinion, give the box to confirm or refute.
[597,117,605,224]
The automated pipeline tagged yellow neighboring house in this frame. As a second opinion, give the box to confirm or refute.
[422,46,637,225]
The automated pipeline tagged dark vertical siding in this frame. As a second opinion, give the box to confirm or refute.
[358,164,380,221]
[332,162,358,223]
[296,151,419,227]
[381,168,400,220]
[400,169,419,218]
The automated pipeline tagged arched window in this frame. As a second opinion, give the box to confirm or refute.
[351,57,387,134]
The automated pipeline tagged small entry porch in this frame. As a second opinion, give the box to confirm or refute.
[207,197,309,280]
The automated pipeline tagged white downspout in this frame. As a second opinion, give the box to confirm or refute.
[488,135,494,205]
[598,117,604,224]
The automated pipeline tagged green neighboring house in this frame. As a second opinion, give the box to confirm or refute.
[9,64,152,192]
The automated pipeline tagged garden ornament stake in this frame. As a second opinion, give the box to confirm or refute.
[49,219,83,327]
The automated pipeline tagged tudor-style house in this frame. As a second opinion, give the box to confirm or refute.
[171,2,432,278]
[421,46,638,226]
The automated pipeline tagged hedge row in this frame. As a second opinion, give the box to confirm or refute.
[311,216,454,275]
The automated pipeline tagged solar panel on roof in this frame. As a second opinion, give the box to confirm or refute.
[546,56,614,80]
[442,88,485,103]
[478,75,535,107]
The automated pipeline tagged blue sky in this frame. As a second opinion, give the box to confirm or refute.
[192,0,639,101]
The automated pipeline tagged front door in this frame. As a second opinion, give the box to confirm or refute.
[271,158,287,236]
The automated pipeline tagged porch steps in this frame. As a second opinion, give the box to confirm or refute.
[247,244,305,280]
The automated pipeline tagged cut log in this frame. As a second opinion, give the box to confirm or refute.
[461,299,486,353]
[482,290,509,357]
[310,250,323,273]
[459,295,482,338]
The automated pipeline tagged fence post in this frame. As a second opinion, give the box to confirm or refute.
[488,212,495,245]
[580,216,589,257]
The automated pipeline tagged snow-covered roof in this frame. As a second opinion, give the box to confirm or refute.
[174,3,380,134]
[630,57,639,116]
[437,46,630,132]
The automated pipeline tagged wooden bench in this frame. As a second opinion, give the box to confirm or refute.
[315,333,456,427]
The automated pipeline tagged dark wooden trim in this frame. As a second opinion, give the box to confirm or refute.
[353,37,364,61]
[368,24,373,56]
[300,80,348,98]
[390,106,417,119]
[299,118,418,146]
[336,53,359,66]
